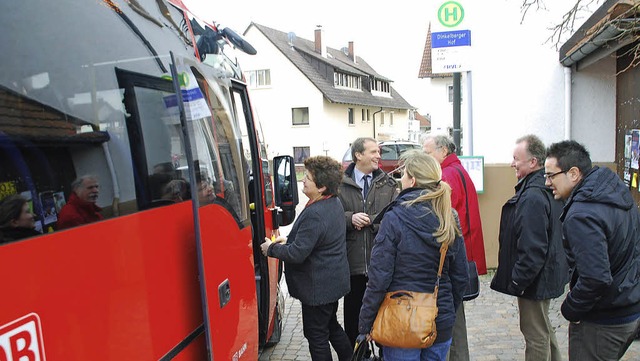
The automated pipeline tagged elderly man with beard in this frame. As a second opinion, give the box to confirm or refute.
[57,175,103,230]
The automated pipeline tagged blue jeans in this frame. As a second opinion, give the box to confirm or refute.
[382,339,452,361]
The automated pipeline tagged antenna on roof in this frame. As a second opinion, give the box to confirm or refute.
[287,32,296,48]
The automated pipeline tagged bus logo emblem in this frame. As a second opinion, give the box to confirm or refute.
[0,313,46,361]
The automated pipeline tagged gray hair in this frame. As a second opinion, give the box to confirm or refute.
[516,134,546,166]
[422,134,456,155]
[71,175,98,191]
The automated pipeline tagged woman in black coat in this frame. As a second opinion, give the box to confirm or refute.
[261,156,352,361]
[358,150,469,361]
[0,194,41,244]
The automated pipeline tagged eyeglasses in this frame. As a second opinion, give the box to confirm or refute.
[543,170,567,180]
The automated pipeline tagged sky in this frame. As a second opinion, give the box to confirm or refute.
[180,0,595,114]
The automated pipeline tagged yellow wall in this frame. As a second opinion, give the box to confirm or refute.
[477,164,516,269]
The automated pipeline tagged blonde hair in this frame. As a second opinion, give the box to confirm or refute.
[400,150,460,246]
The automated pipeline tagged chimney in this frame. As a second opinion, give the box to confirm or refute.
[314,26,327,57]
[348,41,356,63]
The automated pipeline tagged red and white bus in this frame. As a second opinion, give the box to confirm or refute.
[0,0,299,359]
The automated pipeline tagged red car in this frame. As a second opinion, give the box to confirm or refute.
[341,141,422,179]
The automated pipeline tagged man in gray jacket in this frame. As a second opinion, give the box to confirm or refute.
[338,137,398,346]
[491,135,569,361]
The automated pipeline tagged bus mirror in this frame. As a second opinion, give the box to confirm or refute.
[273,155,298,226]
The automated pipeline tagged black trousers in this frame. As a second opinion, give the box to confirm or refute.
[301,301,353,361]
[343,274,368,346]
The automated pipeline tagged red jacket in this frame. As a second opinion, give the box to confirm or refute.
[56,193,104,230]
[441,153,487,274]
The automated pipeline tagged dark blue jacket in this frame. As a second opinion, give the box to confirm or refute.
[560,166,640,323]
[358,188,469,343]
[268,196,350,306]
[491,169,569,299]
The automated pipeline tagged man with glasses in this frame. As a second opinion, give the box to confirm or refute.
[338,137,398,347]
[491,135,568,361]
[422,134,486,361]
[545,140,640,360]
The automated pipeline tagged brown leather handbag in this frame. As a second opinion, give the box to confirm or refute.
[370,243,448,349]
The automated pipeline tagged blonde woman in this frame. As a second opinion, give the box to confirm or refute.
[358,150,469,361]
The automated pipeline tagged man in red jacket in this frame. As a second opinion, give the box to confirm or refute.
[57,175,103,230]
[423,134,487,361]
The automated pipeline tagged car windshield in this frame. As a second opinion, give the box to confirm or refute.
[342,148,352,162]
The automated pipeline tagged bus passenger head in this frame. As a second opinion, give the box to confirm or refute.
[72,175,100,203]
[0,195,35,230]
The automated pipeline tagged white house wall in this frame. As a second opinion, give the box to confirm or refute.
[240,27,325,160]
[239,26,411,163]
[419,0,615,163]
[570,56,616,162]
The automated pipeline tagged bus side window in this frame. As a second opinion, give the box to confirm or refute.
[0,86,116,239]
[116,69,190,211]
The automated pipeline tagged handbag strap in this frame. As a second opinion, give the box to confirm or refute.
[434,243,448,297]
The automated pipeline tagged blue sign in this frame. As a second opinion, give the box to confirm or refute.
[163,87,205,108]
[432,30,471,48]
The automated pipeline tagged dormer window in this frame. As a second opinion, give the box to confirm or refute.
[371,78,390,95]
[334,71,361,90]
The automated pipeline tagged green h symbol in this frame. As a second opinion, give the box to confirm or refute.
[438,1,464,28]
[444,7,458,22]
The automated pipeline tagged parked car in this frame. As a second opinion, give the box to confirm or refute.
[341,140,422,178]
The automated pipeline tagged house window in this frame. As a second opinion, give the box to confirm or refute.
[448,85,463,102]
[292,107,309,125]
[348,108,354,125]
[361,109,366,122]
[380,112,385,126]
[246,69,271,88]
[334,71,361,90]
[371,79,390,94]
[390,112,394,126]
[293,146,310,164]
[367,109,370,122]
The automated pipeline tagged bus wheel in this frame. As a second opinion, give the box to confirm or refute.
[265,284,284,346]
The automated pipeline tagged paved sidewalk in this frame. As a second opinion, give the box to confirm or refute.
[260,271,640,360]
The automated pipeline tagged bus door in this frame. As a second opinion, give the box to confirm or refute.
[229,81,277,345]
[117,56,259,360]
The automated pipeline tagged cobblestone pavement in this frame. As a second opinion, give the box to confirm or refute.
[259,271,640,361]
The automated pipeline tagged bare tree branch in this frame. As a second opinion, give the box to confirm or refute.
[521,0,640,72]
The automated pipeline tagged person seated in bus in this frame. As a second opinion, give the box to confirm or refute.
[197,176,216,206]
[214,177,241,215]
[57,175,103,230]
[162,179,189,203]
[0,194,41,244]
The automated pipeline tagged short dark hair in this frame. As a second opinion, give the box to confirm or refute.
[546,140,592,175]
[516,134,546,166]
[0,194,28,228]
[304,156,343,196]
[351,137,376,163]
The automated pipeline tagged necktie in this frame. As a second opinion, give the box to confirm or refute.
[362,175,370,199]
